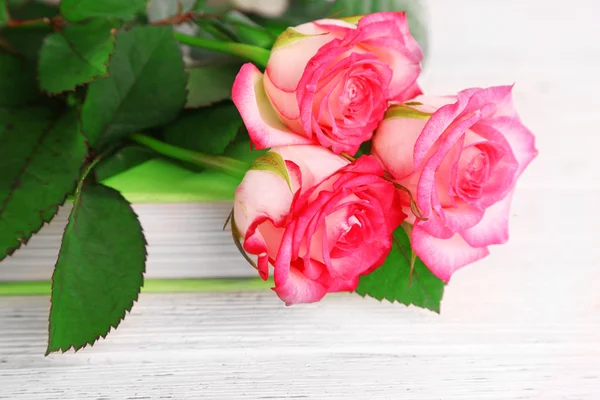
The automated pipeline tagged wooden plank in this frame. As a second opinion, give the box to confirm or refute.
[0,292,599,399]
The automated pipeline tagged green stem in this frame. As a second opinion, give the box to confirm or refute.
[130,133,248,178]
[172,31,270,67]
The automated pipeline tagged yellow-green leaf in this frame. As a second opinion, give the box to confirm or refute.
[249,151,293,192]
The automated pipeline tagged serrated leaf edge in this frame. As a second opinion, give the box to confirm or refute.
[0,112,87,262]
[38,22,118,96]
[45,178,148,356]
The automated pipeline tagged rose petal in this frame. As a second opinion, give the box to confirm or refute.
[326,276,360,293]
[232,63,313,149]
[357,12,422,59]
[266,22,346,93]
[233,164,296,280]
[412,223,490,282]
[461,191,514,247]
[416,112,483,218]
[413,99,466,169]
[372,117,427,179]
[355,12,423,100]
[461,85,514,118]
[263,71,301,121]
[314,18,358,34]
[273,221,328,305]
[475,116,538,179]
[442,200,485,232]
[276,145,349,190]
[233,169,295,239]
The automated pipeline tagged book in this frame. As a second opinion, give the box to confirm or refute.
[0,202,255,282]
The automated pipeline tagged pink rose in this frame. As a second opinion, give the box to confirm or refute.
[233,145,406,305]
[232,12,423,156]
[372,86,538,281]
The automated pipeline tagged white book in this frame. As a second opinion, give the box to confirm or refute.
[0,202,255,282]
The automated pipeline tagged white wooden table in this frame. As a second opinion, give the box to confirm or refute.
[2,0,600,398]
[1,291,599,399]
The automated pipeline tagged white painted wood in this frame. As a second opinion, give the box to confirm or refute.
[1,0,600,398]
[0,292,599,399]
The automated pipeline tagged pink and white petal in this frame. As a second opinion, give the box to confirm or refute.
[414,208,454,239]
[257,220,286,260]
[358,36,421,100]
[416,112,483,217]
[232,63,313,149]
[233,165,296,238]
[460,85,516,118]
[325,276,360,293]
[263,71,301,121]
[371,117,427,179]
[357,12,422,58]
[476,116,538,178]
[275,145,349,189]
[412,97,468,168]
[412,223,490,282]
[266,22,339,92]
[274,225,328,305]
[442,200,485,232]
[394,80,423,103]
[274,262,328,305]
[297,42,347,136]
[461,191,514,247]
[314,18,357,35]
[330,239,390,280]
[239,216,271,280]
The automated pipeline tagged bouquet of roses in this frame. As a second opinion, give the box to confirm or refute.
[0,1,536,354]
[228,13,538,305]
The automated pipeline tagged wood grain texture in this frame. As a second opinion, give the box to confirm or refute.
[1,0,600,398]
[0,292,599,399]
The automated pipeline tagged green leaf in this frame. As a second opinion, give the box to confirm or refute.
[249,151,292,192]
[81,25,187,149]
[0,53,42,107]
[0,0,9,26]
[38,19,116,94]
[0,0,58,60]
[7,0,57,19]
[47,178,147,354]
[94,145,155,181]
[60,0,147,22]
[355,140,372,157]
[0,108,87,261]
[185,63,240,108]
[163,101,242,156]
[356,226,445,312]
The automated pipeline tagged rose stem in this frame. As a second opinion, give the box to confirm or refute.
[130,133,249,178]
[172,31,270,67]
